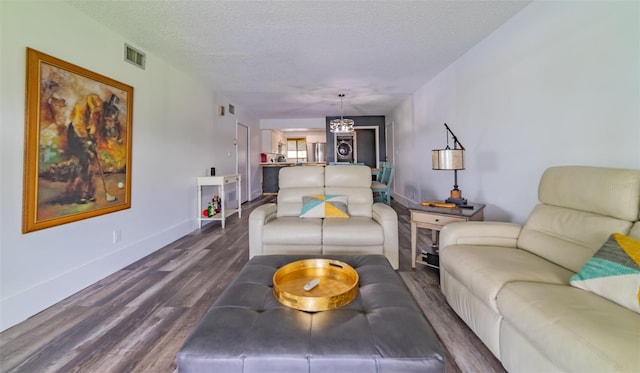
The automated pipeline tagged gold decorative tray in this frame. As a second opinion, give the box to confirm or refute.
[273,259,359,312]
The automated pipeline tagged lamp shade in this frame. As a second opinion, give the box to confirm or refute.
[432,149,464,170]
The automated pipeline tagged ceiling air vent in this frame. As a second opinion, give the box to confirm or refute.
[124,43,145,69]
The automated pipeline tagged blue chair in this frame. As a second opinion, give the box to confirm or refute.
[371,162,394,205]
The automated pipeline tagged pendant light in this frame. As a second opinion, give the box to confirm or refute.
[330,94,355,133]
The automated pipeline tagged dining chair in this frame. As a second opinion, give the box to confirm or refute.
[371,162,394,205]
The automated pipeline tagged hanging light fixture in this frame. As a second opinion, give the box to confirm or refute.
[330,94,355,133]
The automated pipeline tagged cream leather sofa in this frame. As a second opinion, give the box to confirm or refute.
[439,166,640,372]
[249,165,399,269]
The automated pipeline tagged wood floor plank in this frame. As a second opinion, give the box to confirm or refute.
[0,306,93,371]
[125,250,211,308]
[61,306,182,373]
[8,270,168,371]
[0,196,505,373]
[400,269,506,373]
[132,267,247,373]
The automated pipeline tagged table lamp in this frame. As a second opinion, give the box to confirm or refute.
[432,123,467,206]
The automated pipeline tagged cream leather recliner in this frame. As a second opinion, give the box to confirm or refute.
[249,165,399,269]
[439,166,640,372]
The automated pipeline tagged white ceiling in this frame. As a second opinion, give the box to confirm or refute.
[66,0,530,120]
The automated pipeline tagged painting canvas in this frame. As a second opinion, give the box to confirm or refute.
[22,48,133,233]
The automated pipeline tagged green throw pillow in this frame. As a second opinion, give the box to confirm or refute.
[300,194,349,218]
[570,233,640,313]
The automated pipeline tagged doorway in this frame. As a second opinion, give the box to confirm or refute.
[236,122,249,203]
[354,126,379,168]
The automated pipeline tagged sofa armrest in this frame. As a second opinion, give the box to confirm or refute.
[372,203,399,269]
[249,203,277,258]
[439,221,523,251]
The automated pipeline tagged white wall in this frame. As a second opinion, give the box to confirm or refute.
[389,1,640,223]
[0,2,259,330]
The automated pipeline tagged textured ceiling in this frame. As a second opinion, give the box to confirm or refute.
[66,0,530,120]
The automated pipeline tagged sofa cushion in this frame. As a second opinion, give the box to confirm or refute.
[517,166,640,273]
[538,166,640,222]
[570,233,640,313]
[322,217,384,246]
[300,194,349,218]
[325,165,373,218]
[497,281,640,372]
[277,166,325,217]
[630,222,640,240]
[440,245,574,313]
[518,204,632,273]
[263,217,322,245]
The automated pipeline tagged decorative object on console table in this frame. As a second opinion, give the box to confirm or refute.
[432,123,467,206]
[196,174,241,229]
[410,202,485,269]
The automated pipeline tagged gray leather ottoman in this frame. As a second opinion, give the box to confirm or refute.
[177,254,444,372]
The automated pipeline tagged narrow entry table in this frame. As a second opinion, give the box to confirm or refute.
[197,175,241,228]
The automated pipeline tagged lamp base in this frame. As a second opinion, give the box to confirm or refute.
[446,188,467,206]
[445,197,468,206]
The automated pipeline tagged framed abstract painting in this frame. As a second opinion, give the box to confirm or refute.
[22,48,133,233]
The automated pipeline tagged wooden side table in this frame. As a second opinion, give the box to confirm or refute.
[410,203,485,269]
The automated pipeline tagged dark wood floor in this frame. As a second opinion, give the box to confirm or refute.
[0,196,505,373]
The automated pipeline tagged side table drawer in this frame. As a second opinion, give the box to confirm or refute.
[411,212,468,226]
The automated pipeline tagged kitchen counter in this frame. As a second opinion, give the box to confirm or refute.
[259,162,326,167]
[260,162,326,194]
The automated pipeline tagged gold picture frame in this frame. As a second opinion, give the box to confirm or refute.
[22,48,133,233]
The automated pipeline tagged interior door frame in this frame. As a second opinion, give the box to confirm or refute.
[236,122,249,203]
[385,121,394,163]
[385,121,394,196]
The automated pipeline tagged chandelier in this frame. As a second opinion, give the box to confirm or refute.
[330,94,354,133]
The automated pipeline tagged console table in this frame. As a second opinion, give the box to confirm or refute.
[410,203,485,269]
[197,175,241,228]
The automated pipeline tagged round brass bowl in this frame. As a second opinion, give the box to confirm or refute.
[273,259,359,312]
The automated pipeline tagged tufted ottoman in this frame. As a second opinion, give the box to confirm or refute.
[177,254,444,372]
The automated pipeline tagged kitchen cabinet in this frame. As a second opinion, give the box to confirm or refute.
[261,130,285,154]
[261,130,272,153]
[261,164,291,194]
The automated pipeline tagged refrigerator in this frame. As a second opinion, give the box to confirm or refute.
[307,142,326,163]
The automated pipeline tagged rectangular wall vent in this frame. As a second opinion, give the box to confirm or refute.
[124,44,146,69]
